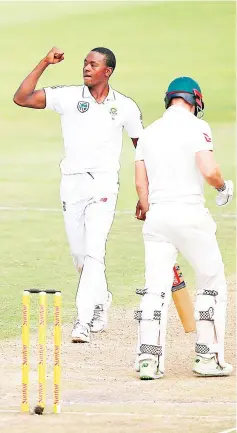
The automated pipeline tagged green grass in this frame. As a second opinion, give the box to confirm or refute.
[0,1,235,339]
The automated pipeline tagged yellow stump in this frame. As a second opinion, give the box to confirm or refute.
[38,292,47,410]
[21,291,30,412]
[53,292,61,414]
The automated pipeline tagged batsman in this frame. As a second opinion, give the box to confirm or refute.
[135,76,234,379]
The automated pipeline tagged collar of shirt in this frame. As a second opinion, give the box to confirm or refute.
[82,85,116,103]
[163,105,194,117]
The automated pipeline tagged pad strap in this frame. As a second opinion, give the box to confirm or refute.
[140,344,162,356]
[203,289,218,296]
[199,307,214,321]
[195,343,219,355]
[134,310,161,321]
[135,288,147,296]
[136,288,166,299]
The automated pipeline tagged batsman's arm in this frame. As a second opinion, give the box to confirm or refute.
[196,151,224,189]
[196,151,233,206]
[13,47,64,109]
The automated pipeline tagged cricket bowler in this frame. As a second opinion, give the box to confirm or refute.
[13,46,143,343]
[135,76,234,379]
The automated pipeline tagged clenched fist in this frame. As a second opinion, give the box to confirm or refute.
[43,47,64,65]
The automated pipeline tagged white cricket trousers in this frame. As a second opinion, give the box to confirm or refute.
[141,203,227,366]
[60,172,118,324]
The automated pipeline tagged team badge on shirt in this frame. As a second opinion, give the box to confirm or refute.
[109,107,118,120]
[77,101,90,113]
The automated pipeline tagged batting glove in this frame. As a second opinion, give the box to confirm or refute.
[216,180,234,206]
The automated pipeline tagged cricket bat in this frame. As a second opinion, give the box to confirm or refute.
[172,264,196,333]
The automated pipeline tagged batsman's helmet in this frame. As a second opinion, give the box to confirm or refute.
[164,76,204,117]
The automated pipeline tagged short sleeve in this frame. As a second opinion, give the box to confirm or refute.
[124,98,143,138]
[195,120,214,152]
[44,86,68,114]
[135,134,144,161]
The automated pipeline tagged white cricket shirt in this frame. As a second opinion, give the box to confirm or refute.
[135,105,213,205]
[44,85,143,174]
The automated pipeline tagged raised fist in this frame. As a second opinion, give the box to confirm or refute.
[44,47,64,65]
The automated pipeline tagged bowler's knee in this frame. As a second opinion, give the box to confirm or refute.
[86,245,105,265]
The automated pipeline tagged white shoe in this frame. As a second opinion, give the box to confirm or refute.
[72,321,90,343]
[193,355,233,376]
[139,357,164,380]
[90,291,113,333]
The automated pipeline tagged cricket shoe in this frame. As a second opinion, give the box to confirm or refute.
[192,355,233,377]
[90,291,113,333]
[134,355,140,372]
[139,356,164,380]
[71,321,90,343]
